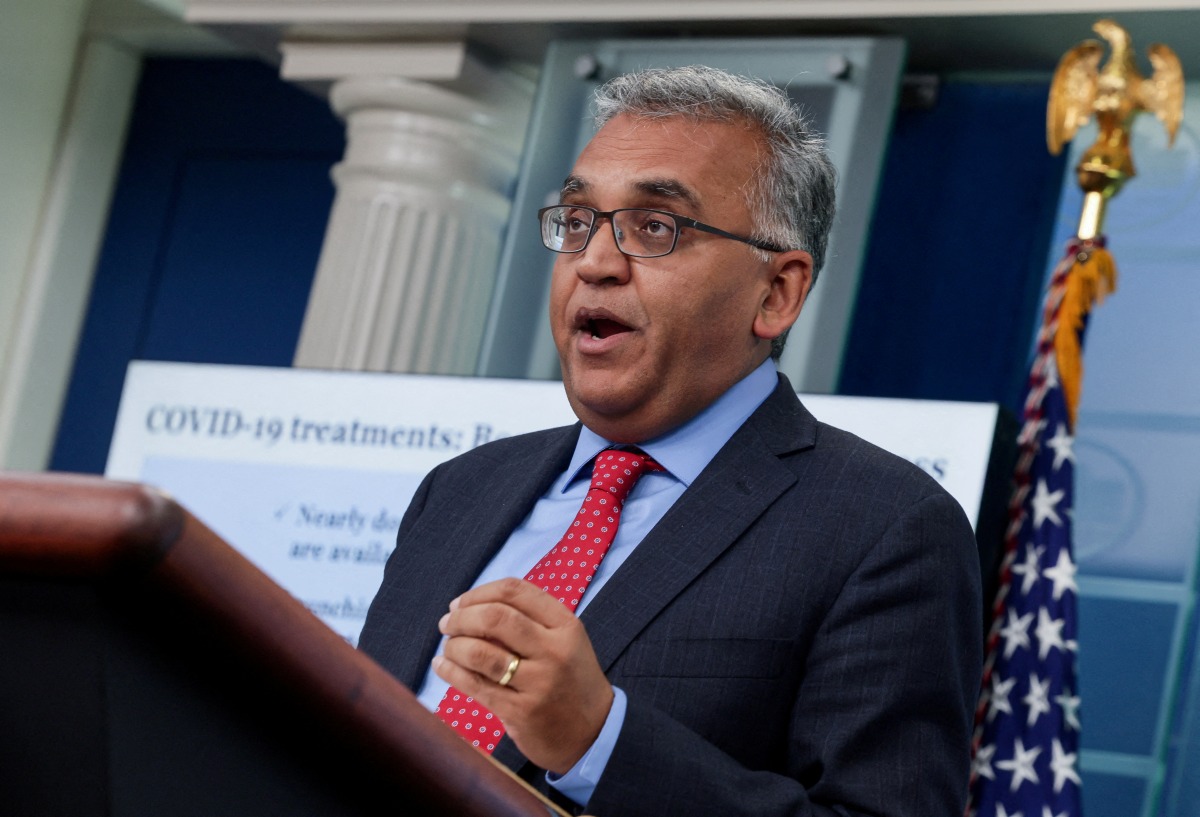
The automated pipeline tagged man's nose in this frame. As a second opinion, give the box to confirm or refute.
[575,219,632,284]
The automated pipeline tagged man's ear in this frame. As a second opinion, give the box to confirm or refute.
[753,249,813,342]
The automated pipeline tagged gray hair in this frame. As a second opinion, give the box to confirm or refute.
[593,65,837,358]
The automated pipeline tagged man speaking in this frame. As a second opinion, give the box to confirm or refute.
[359,65,981,817]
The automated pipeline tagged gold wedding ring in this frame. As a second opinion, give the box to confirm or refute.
[497,655,521,687]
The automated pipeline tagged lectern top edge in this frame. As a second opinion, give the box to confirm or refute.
[0,471,182,576]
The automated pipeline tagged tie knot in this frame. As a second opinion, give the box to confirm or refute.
[589,448,661,505]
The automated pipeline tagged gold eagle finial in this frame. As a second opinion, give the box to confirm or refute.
[1047,19,1184,215]
[1042,20,1183,428]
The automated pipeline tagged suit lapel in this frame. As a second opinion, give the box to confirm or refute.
[580,380,819,673]
[386,426,579,690]
[499,381,819,773]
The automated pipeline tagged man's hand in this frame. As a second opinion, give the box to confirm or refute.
[432,577,614,774]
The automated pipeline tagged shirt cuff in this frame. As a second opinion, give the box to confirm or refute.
[545,686,627,806]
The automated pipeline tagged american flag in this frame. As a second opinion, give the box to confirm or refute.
[967,238,1106,817]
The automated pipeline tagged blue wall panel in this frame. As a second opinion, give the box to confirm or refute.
[841,82,1067,411]
[1081,771,1148,817]
[51,59,344,474]
[138,156,332,365]
[1077,596,1177,755]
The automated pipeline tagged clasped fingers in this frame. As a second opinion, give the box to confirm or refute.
[440,635,525,690]
[438,598,545,655]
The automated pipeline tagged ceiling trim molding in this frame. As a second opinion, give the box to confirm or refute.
[280,40,466,80]
[186,0,1200,25]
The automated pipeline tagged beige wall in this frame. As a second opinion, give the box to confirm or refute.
[0,0,89,379]
[0,1,144,471]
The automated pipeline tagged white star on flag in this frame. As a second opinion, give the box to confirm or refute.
[1043,548,1078,601]
[996,738,1043,791]
[972,742,997,780]
[1035,608,1067,659]
[1031,478,1065,528]
[1011,544,1045,595]
[990,675,1017,720]
[1000,609,1034,659]
[1050,738,1082,793]
[997,804,1025,817]
[1055,690,1082,732]
[1045,423,1075,471]
[1023,673,1052,727]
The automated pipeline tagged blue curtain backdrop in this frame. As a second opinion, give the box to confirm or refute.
[839,80,1068,411]
[50,58,344,474]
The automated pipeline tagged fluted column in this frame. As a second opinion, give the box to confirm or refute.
[294,68,530,374]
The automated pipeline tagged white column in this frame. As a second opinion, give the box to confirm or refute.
[294,62,531,375]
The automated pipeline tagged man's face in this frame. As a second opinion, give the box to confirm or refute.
[549,113,808,443]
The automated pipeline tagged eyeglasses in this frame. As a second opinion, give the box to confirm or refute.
[537,205,787,258]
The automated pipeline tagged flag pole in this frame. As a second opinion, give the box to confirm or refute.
[967,18,1182,817]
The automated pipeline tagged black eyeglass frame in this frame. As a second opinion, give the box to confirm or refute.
[537,205,789,258]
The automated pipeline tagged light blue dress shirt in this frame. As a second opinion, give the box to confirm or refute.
[415,358,778,804]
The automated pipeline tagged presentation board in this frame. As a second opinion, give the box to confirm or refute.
[107,362,1000,644]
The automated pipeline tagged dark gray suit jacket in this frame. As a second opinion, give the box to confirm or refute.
[359,377,982,817]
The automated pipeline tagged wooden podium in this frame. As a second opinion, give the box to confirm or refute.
[0,472,565,817]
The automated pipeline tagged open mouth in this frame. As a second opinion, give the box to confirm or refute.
[573,308,636,347]
[586,317,632,339]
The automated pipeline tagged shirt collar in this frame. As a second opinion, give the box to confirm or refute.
[561,358,778,491]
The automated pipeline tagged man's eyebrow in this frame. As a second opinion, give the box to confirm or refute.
[558,176,701,212]
[560,176,588,198]
[633,179,701,211]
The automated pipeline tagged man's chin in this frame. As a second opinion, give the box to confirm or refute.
[564,387,634,424]
[562,382,637,432]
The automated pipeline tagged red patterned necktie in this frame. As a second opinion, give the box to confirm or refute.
[435,448,662,753]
